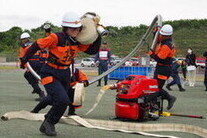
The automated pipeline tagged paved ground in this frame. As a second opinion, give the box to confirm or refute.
[0,69,207,138]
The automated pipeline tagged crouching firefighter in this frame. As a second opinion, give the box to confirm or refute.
[19,32,46,101]
[148,24,176,111]
[20,12,101,136]
[31,64,89,116]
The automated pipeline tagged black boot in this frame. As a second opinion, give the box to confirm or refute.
[40,119,57,136]
[178,84,185,92]
[167,95,176,110]
[104,80,107,86]
[97,80,101,87]
[166,84,172,91]
[68,105,76,116]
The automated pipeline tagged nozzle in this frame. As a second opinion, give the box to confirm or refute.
[97,25,109,36]
[108,84,117,90]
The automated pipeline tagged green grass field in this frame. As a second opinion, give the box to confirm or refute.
[0,69,207,138]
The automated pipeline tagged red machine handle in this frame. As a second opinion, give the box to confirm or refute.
[171,113,204,119]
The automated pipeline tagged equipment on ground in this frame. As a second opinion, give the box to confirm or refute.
[3,110,207,138]
[160,112,205,119]
[114,75,161,121]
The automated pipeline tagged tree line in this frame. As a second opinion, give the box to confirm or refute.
[0,19,207,61]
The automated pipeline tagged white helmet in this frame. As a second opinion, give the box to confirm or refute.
[20,32,30,39]
[61,12,82,28]
[159,24,173,36]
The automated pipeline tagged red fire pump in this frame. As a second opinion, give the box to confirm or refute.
[114,75,161,121]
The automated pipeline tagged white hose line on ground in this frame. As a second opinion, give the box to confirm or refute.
[2,110,207,138]
[85,85,110,115]
[88,15,162,85]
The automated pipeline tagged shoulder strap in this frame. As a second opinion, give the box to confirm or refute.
[161,38,174,50]
[56,32,78,47]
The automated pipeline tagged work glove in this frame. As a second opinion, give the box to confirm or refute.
[146,49,154,56]
[81,80,89,87]
[20,61,26,69]
[19,58,27,69]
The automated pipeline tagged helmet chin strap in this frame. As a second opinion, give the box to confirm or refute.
[69,36,77,43]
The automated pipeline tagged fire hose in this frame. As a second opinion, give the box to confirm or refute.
[16,15,206,137]
[88,14,162,85]
[1,110,207,138]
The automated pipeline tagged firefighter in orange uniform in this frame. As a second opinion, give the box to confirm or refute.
[148,24,176,110]
[20,12,101,136]
[19,32,46,101]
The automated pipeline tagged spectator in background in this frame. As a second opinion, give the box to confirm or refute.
[181,60,187,81]
[166,60,186,92]
[203,51,207,91]
[185,48,197,87]
[181,59,188,88]
[95,41,111,86]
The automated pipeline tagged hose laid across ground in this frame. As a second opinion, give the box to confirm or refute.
[2,110,207,138]
[85,85,110,115]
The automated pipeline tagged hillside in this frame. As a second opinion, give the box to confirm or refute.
[0,19,207,61]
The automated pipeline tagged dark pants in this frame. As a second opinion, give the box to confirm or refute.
[145,89,172,101]
[153,65,172,100]
[24,60,43,93]
[168,72,181,86]
[204,68,207,89]
[40,64,71,124]
[32,87,75,114]
[98,61,108,85]
[154,65,172,89]
[32,95,53,112]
